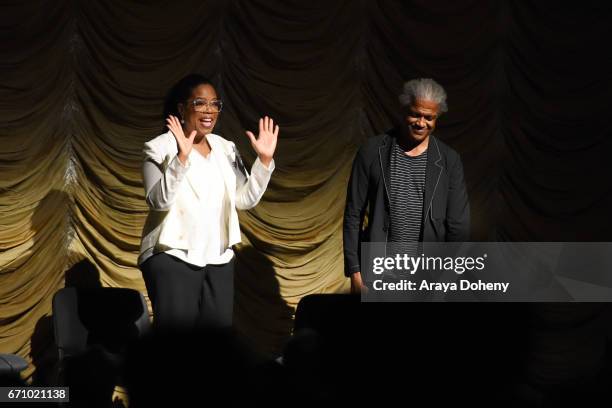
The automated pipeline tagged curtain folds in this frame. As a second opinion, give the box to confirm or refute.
[1,0,611,378]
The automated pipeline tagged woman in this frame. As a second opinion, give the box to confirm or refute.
[138,74,278,329]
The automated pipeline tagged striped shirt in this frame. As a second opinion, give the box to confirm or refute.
[388,140,427,244]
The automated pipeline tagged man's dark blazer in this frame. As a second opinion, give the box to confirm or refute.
[343,128,470,276]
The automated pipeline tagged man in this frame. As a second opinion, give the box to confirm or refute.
[343,78,470,293]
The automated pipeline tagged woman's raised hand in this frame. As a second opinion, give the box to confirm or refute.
[167,115,196,165]
[245,116,279,168]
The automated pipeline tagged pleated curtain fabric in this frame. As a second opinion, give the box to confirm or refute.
[1,0,611,380]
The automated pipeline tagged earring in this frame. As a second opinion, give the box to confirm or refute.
[180,118,185,124]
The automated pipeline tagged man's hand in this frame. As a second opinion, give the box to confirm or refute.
[350,271,368,294]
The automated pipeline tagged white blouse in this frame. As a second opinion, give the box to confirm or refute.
[165,148,234,266]
[139,133,275,267]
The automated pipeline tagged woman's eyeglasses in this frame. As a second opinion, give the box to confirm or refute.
[191,99,223,113]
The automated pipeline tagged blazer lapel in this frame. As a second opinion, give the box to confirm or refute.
[423,136,444,220]
[378,133,393,208]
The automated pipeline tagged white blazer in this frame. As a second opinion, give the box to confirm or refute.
[138,131,274,265]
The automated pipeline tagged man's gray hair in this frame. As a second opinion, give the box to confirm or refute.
[398,78,448,114]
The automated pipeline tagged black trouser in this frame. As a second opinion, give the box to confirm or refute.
[140,253,234,329]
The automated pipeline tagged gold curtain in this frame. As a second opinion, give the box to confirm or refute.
[2,0,611,382]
